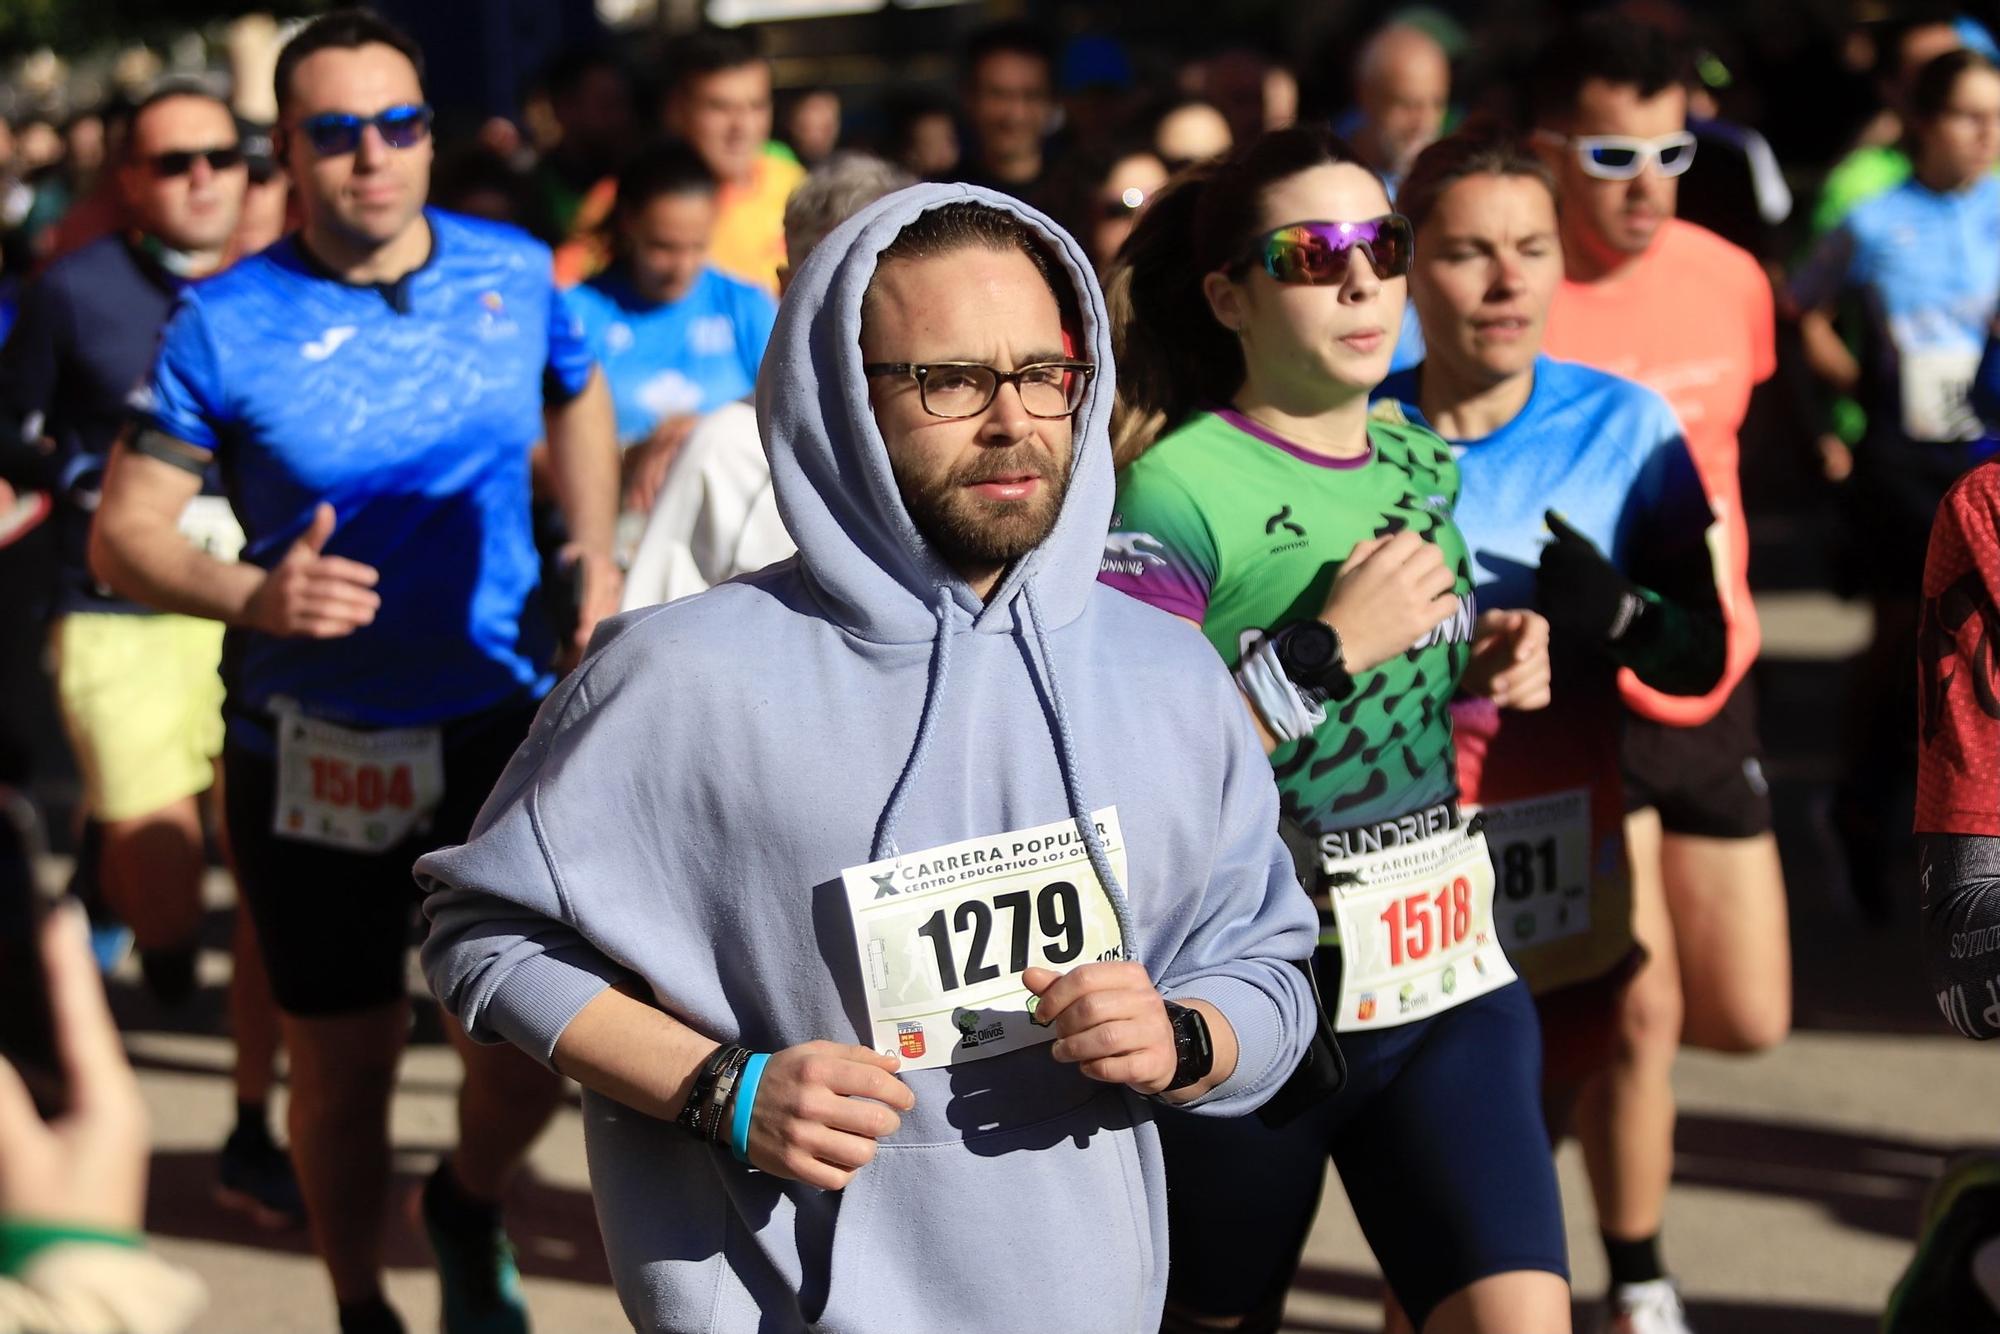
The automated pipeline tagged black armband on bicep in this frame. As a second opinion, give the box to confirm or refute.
[127,427,212,478]
[543,365,584,409]
[1918,832,2000,1040]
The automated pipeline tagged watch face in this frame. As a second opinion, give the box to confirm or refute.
[1283,622,1337,672]
[1167,1001,1214,1087]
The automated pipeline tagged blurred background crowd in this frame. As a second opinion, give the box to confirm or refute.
[0,2,1994,1332]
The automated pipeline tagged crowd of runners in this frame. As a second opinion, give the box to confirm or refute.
[0,4,1998,1333]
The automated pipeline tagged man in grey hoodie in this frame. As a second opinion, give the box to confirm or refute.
[416,182,1318,1333]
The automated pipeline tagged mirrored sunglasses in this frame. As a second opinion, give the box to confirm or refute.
[1240,215,1415,285]
[296,104,433,156]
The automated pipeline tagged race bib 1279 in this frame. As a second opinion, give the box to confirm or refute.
[841,809,1128,1071]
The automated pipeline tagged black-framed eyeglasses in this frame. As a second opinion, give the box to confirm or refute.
[294,104,433,156]
[149,146,245,178]
[863,360,1095,419]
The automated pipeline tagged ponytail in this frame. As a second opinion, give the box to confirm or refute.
[1106,167,1240,464]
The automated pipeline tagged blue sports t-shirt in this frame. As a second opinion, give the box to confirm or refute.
[568,266,775,447]
[1792,175,2000,443]
[1376,357,1716,990]
[136,208,594,739]
[1377,355,1711,606]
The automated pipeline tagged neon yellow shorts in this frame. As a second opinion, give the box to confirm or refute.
[56,612,226,822]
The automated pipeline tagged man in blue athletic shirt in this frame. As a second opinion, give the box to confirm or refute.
[88,13,621,1334]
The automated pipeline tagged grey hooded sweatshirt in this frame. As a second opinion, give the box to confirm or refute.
[416,183,1318,1334]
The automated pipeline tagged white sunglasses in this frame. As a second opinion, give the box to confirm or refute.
[1535,129,1698,181]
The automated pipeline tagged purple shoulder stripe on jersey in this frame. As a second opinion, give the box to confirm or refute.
[1213,406,1374,470]
[1099,565,1209,623]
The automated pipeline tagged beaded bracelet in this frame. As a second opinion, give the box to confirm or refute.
[701,1046,752,1142]
[674,1043,749,1142]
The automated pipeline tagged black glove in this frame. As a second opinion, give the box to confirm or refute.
[1535,510,1647,645]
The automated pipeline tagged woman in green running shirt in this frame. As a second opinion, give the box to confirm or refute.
[1098,125,1569,1334]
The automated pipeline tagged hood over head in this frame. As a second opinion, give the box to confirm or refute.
[756,181,1117,644]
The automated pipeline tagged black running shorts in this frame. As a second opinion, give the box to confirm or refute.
[1621,676,1773,839]
[224,698,540,1016]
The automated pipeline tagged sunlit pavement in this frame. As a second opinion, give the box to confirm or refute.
[64,590,1992,1334]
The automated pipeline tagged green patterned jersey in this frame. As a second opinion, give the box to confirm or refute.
[1099,407,1474,837]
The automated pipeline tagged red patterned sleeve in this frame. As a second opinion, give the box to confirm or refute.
[1917,461,2000,835]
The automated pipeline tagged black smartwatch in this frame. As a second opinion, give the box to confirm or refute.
[1269,619,1356,702]
[1162,1001,1214,1092]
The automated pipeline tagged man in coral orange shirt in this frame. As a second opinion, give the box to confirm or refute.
[1533,15,1788,1334]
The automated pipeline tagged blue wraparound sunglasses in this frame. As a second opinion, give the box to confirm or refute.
[295,103,433,156]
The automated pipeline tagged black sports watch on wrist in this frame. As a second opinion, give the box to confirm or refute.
[1270,619,1356,702]
[1162,1001,1214,1092]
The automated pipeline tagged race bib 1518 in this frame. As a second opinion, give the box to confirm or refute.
[1328,822,1514,1032]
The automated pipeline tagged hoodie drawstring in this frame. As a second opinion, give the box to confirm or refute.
[870,581,1139,967]
[1023,583,1138,962]
[870,585,957,861]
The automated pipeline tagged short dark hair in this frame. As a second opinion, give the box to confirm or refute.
[614,139,718,214]
[865,201,1072,330]
[1528,15,1692,127]
[962,21,1056,83]
[537,45,625,105]
[663,28,764,95]
[1875,9,1965,86]
[274,9,426,117]
[886,89,955,150]
[1398,126,1557,235]
[1910,47,2000,124]
[125,82,235,156]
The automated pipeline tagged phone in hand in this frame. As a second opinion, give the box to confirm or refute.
[0,792,64,1118]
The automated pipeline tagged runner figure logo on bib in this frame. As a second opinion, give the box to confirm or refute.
[1327,821,1514,1033]
[842,809,1128,1071]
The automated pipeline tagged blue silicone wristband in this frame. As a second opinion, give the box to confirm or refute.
[729,1052,771,1164]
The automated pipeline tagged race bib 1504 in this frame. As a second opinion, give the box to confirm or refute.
[841,809,1128,1071]
[273,706,445,853]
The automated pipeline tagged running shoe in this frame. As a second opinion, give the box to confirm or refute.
[337,1296,408,1334]
[1601,1278,1694,1334]
[1884,1152,2000,1334]
[214,1126,306,1230]
[419,1164,530,1334]
[85,917,133,975]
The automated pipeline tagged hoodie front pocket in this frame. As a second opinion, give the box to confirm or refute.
[810,1090,1158,1334]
